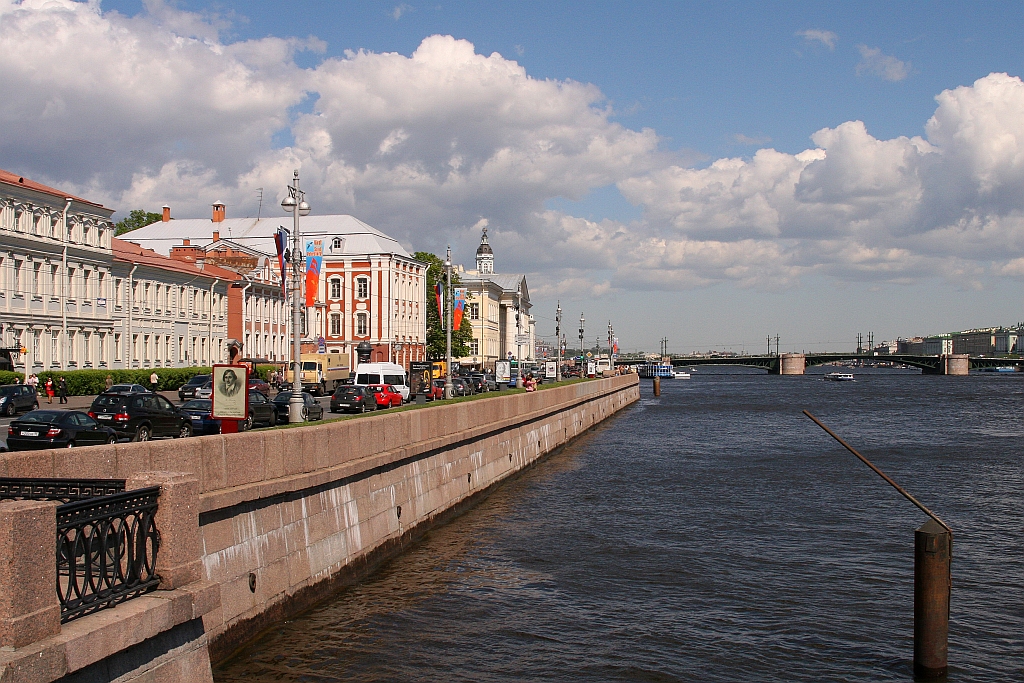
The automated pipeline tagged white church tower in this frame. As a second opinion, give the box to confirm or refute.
[475,226,494,274]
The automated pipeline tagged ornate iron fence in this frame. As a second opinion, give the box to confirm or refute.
[56,487,161,622]
[0,478,125,503]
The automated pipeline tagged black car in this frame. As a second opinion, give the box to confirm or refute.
[179,399,220,435]
[331,386,375,413]
[272,392,324,423]
[178,374,212,401]
[243,390,277,430]
[451,377,471,396]
[463,374,486,393]
[7,410,118,450]
[88,392,193,441]
[0,385,38,416]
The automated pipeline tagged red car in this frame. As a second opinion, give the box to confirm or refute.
[429,379,445,400]
[366,384,403,409]
[248,377,271,394]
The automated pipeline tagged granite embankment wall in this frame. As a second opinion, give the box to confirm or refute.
[0,374,639,681]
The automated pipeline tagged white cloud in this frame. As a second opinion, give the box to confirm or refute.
[5,3,1024,297]
[856,45,911,81]
[796,29,837,50]
[392,4,413,20]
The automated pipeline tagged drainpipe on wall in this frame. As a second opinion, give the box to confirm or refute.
[60,198,72,370]
[209,278,219,364]
[127,264,138,369]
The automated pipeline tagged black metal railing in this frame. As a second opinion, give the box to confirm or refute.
[0,478,125,504]
[56,487,161,622]
[0,478,161,622]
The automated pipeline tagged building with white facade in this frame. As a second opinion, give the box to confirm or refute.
[124,205,427,367]
[455,228,534,371]
[0,169,117,372]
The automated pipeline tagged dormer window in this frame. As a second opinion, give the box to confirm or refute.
[332,238,343,250]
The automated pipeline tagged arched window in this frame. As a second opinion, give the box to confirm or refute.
[332,237,342,250]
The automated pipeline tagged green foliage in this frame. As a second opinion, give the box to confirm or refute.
[1,367,215,395]
[414,251,474,360]
[114,209,163,236]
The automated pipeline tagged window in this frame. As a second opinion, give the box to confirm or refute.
[68,331,75,362]
[470,339,479,355]
[83,270,91,299]
[356,312,368,336]
[330,278,342,299]
[356,277,369,299]
[114,278,122,306]
[52,333,60,365]
[32,331,40,359]
[330,313,341,336]
[13,260,21,295]
[468,302,479,320]
[32,263,41,297]
[83,332,91,365]
[332,237,342,249]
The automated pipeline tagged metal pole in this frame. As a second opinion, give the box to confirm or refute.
[444,247,453,399]
[578,313,584,378]
[555,301,562,382]
[515,284,523,388]
[284,170,306,424]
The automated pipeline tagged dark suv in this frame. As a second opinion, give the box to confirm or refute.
[331,386,374,413]
[89,392,192,441]
[0,385,38,416]
[178,374,211,401]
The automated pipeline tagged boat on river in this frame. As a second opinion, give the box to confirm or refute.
[823,372,854,382]
[673,371,691,379]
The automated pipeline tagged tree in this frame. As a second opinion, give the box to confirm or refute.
[415,251,474,360]
[114,209,162,236]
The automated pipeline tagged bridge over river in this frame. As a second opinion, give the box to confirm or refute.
[623,353,1024,375]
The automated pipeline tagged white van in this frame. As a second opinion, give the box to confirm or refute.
[353,362,409,402]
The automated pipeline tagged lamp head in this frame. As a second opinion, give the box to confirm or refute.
[298,200,310,216]
[281,194,297,212]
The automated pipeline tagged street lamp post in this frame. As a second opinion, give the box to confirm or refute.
[444,247,454,400]
[555,301,562,382]
[515,282,523,388]
[281,169,310,424]
[578,313,585,376]
[607,320,614,371]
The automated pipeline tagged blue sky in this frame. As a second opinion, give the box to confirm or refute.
[4,1,1024,352]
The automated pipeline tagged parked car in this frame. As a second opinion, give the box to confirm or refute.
[7,410,118,450]
[331,386,375,413]
[243,390,277,430]
[366,384,403,409]
[88,392,193,441]
[272,392,324,423]
[429,379,446,400]
[195,381,213,400]
[178,399,220,435]
[178,374,211,401]
[463,374,486,393]
[247,377,271,395]
[0,385,38,416]
[451,377,472,397]
[105,383,151,395]
[482,374,498,391]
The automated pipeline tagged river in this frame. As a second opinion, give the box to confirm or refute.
[214,368,1023,682]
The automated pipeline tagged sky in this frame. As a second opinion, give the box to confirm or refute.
[4,1,1024,353]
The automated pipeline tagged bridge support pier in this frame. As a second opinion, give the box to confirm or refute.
[941,354,969,376]
[778,353,806,375]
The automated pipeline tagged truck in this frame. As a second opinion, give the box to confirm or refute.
[298,352,351,395]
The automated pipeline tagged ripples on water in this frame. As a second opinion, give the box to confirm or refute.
[214,369,1024,682]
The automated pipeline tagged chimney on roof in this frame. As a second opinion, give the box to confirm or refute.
[212,230,220,242]
[162,205,171,222]
[212,201,225,223]
[183,238,190,246]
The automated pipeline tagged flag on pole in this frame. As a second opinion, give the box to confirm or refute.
[274,228,288,295]
[453,288,467,330]
[304,239,322,308]
[434,282,444,329]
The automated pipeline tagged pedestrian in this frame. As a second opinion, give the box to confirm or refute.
[150,371,159,393]
[26,373,38,390]
[58,377,68,404]
[45,377,54,404]
[524,373,537,392]
[105,374,114,391]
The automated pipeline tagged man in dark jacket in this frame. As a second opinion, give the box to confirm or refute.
[58,377,68,404]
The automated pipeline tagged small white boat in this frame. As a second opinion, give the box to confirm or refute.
[672,371,691,380]
[823,372,854,382]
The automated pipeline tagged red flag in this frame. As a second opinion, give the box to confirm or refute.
[434,282,444,329]
[453,288,467,330]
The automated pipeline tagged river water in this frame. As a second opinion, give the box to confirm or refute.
[214,368,1023,682]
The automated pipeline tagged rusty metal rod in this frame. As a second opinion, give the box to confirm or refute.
[802,410,951,532]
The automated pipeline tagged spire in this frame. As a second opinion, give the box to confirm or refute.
[476,225,494,274]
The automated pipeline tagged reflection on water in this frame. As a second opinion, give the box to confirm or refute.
[215,369,1024,682]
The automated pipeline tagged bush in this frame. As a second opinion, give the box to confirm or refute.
[2,367,215,396]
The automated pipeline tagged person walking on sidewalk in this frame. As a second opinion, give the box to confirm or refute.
[44,377,54,404]
[105,375,114,391]
[149,371,159,393]
[58,377,68,404]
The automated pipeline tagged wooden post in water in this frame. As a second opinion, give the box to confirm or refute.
[915,519,951,679]
[653,376,661,396]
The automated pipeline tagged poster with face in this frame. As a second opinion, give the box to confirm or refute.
[212,364,248,419]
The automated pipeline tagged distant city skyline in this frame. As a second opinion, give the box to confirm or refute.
[4,1,1024,352]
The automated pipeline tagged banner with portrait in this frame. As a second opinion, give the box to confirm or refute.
[211,364,249,420]
[305,239,323,307]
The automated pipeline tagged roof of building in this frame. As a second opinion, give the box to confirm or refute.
[122,214,412,259]
[112,238,239,281]
[0,168,109,210]
[476,226,493,256]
